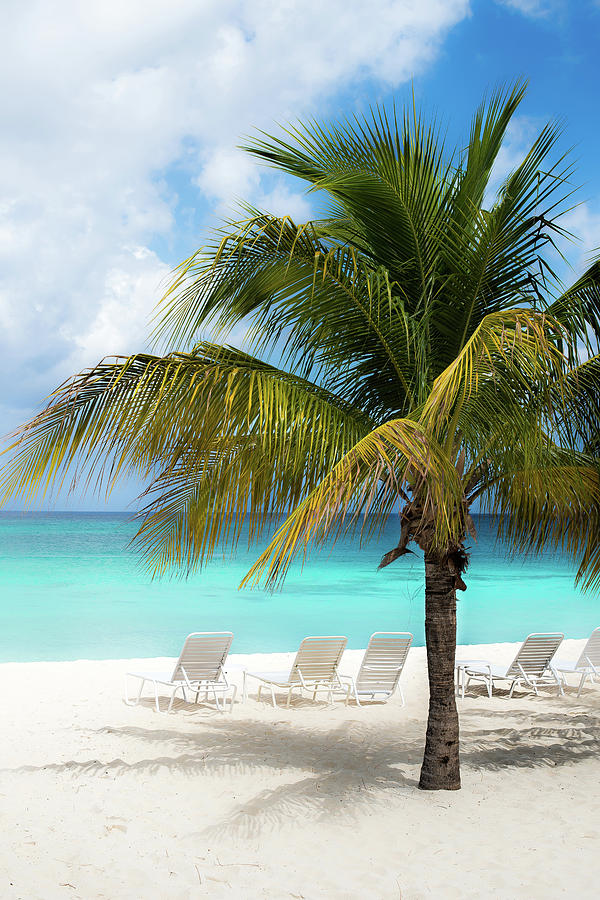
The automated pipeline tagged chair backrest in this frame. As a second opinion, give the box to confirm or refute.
[356,632,413,693]
[289,636,347,683]
[171,632,234,683]
[577,626,600,668]
[506,633,563,678]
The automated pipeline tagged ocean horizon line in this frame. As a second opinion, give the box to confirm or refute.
[1,509,495,518]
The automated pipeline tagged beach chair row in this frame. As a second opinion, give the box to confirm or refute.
[125,631,413,713]
[455,628,600,699]
[125,627,600,713]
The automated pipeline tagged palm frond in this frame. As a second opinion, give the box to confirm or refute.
[432,122,573,368]
[243,103,453,293]
[1,345,371,520]
[548,258,600,356]
[419,308,566,447]
[242,418,464,589]
[481,445,600,591]
[548,354,600,454]
[448,82,528,220]
[153,213,422,417]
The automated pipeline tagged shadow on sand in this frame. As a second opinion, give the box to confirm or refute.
[5,694,600,837]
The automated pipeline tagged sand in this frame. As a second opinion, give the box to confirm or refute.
[1,639,599,899]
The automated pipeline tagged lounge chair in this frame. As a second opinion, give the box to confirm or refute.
[461,632,564,698]
[553,627,600,696]
[242,636,348,707]
[340,632,413,706]
[125,631,236,713]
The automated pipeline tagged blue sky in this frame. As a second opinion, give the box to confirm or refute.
[2,0,599,510]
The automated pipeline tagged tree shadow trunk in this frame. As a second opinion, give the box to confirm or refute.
[418,552,461,790]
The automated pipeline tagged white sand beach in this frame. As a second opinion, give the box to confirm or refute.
[1,639,599,899]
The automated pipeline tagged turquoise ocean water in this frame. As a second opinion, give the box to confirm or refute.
[0,512,598,662]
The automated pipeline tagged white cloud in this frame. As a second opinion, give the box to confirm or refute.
[558,203,600,277]
[63,247,172,368]
[495,0,560,17]
[195,148,261,212]
[254,184,314,223]
[0,0,470,495]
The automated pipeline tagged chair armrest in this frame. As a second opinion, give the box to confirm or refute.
[463,663,492,675]
[295,667,308,688]
[179,666,195,690]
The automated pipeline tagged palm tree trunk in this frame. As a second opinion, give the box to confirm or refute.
[418,552,461,790]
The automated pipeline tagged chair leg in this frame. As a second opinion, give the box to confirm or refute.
[577,672,587,697]
[153,681,161,713]
[398,685,405,707]
[487,676,492,699]
[167,685,181,713]
[271,685,277,708]
[125,676,145,706]
[229,684,237,712]
[242,672,247,703]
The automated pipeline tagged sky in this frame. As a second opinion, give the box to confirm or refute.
[1,0,600,510]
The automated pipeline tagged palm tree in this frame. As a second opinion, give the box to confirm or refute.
[3,83,600,790]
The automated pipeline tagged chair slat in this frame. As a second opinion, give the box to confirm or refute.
[505,633,563,677]
[172,632,234,682]
[290,636,347,682]
[577,627,600,668]
[356,632,412,693]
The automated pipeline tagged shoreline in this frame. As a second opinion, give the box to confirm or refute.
[2,638,598,898]
[0,636,590,668]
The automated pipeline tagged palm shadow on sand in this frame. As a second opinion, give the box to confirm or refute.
[7,697,600,838]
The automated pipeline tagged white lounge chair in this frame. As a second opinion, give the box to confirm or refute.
[242,636,348,707]
[125,631,236,713]
[553,627,600,696]
[462,633,564,698]
[340,632,413,706]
